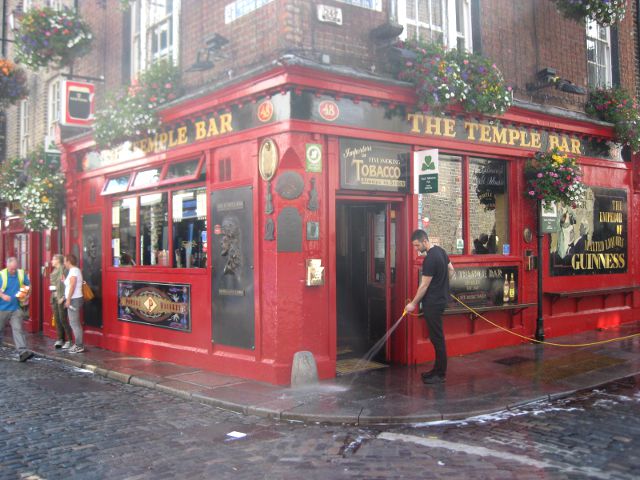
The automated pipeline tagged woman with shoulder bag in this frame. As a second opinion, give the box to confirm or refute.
[63,254,85,353]
[50,254,73,349]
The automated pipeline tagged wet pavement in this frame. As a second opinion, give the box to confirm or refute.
[1,345,639,479]
[3,321,640,426]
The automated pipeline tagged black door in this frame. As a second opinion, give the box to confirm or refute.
[82,214,102,327]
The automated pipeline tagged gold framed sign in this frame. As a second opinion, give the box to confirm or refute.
[258,138,279,181]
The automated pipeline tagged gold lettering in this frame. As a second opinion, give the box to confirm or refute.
[465,121,480,140]
[157,132,168,149]
[520,131,532,147]
[531,132,542,149]
[219,113,233,134]
[168,129,179,148]
[207,118,219,137]
[479,125,491,143]
[491,126,507,144]
[571,138,581,154]
[195,121,207,140]
[508,128,520,145]
[177,126,188,145]
[424,115,442,136]
[548,134,560,150]
[443,118,456,138]
[407,113,422,133]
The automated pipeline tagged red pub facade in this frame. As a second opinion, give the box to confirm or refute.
[2,0,640,385]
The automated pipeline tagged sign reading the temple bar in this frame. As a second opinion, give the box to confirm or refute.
[550,187,627,276]
[60,80,95,126]
[340,139,409,192]
[448,267,518,308]
[118,281,191,332]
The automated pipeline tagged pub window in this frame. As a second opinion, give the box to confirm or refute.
[421,155,463,254]
[172,187,207,268]
[469,158,509,255]
[112,197,138,266]
[166,158,200,180]
[418,154,510,255]
[103,174,131,195]
[398,0,472,51]
[586,19,612,88]
[140,193,169,266]
[132,167,161,189]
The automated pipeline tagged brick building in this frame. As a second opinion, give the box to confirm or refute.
[2,0,639,384]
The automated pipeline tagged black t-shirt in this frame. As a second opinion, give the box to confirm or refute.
[421,245,450,307]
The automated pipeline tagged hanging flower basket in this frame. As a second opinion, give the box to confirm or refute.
[21,149,65,231]
[0,59,28,108]
[94,60,182,149]
[0,155,27,204]
[524,147,586,208]
[14,7,93,69]
[553,0,627,27]
[396,39,512,116]
[585,87,640,152]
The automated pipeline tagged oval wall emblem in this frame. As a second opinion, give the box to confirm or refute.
[318,100,340,121]
[257,100,274,122]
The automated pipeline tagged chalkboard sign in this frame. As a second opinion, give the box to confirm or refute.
[449,266,518,307]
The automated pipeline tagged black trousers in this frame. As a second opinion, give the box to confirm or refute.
[423,303,447,376]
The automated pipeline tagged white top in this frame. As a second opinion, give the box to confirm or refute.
[64,267,83,299]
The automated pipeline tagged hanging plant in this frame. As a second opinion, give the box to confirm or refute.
[94,60,182,149]
[0,155,27,204]
[0,59,28,108]
[397,39,512,116]
[525,147,586,208]
[20,149,65,231]
[585,87,640,152]
[553,0,627,27]
[14,7,93,69]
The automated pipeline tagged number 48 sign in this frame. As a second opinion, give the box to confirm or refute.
[413,149,439,194]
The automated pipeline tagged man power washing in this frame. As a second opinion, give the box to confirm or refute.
[0,257,34,362]
[405,230,455,385]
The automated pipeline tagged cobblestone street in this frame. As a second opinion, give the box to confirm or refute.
[1,347,639,480]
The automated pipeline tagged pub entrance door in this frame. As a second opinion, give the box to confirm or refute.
[336,200,406,366]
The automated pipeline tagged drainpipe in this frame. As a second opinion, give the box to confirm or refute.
[2,0,7,57]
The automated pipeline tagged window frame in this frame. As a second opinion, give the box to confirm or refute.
[417,150,512,256]
[110,181,207,269]
[101,155,204,196]
[397,0,473,51]
[47,78,61,139]
[130,0,181,78]
[586,19,612,88]
[19,99,30,157]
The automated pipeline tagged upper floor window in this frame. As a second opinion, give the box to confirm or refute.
[398,0,472,51]
[131,0,180,77]
[586,20,612,88]
[22,0,32,12]
[47,78,61,138]
[19,99,30,157]
[48,0,64,10]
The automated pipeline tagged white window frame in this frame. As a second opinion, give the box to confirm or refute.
[47,78,61,139]
[22,0,32,12]
[398,0,472,51]
[131,0,181,78]
[586,20,612,88]
[19,99,30,157]
[48,0,64,10]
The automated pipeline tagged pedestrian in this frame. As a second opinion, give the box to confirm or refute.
[405,230,455,385]
[50,254,73,350]
[63,254,85,354]
[0,257,34,362]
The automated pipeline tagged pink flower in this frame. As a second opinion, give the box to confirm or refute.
[528,190,535,196]
[537,173,543,178]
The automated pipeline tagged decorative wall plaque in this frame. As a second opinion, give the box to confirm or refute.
[307,221,319,240]
[258,138,279,181]
[307,177,319,211]
[275,171,304,200]
[265,218,275,241]
[277,207,302,252]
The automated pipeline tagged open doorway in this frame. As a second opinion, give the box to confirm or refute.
[336,201,405,373]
